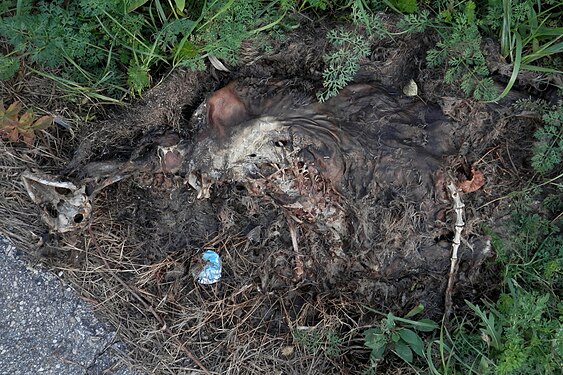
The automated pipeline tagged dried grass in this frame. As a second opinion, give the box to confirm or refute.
[0,146,368,374]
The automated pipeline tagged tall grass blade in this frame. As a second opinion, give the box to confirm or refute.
[488,32,522,103]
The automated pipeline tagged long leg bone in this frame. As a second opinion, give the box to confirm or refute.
[444,181,465,318]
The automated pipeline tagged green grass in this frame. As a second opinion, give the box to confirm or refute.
[0,0,296,99]
[1,1,560,101]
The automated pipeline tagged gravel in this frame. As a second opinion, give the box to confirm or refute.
[0,237,143,375]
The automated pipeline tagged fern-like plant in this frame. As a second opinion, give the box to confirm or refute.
[318,28,370,102]
[425,3,497,101]
[532,105,562,174]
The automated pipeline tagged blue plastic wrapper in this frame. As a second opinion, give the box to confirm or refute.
[197,250,222,284]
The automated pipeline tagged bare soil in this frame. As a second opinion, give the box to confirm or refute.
[0,20,553,374]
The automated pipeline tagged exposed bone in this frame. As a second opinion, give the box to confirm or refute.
[22,171,93,233]
[444,181,465,318]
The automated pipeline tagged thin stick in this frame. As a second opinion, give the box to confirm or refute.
[286,215,304,280]
[444,182,465,319]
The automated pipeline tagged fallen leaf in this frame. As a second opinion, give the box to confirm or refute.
[458,168,485,193]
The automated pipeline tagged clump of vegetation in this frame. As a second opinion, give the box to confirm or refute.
[0,101,53,146]
[293,326,344,357]
[0,0,292,98]
[396,0,561,101]
[424,2,497,101]
[317,28,371,102]
[1,1,560,102]
[363,304,438,367]
[425,193,562,374]
[1,1,561,374]
[0,53,19,80]
[532,105,562,174]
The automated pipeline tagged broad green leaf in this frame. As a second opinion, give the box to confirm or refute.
[175,0,185,12]
[364,327,382,336]
[384,313,396,329]
[371,342,386,360]
[391,332,401,342]
[364,329,386,349]
[393,340,413,363]
[404,304,424,318]
[413,319,439,332]
[364,328,387,360]
[125,0,149,13]
[398,328,424,357]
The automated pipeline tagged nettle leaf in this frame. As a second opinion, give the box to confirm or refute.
[393,340,413,363]
[398,328,424,357]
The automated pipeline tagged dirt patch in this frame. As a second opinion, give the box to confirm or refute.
[0,21,549,374]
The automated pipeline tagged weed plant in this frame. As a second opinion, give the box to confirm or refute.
[0,0,294,98]
[1,1,560,102]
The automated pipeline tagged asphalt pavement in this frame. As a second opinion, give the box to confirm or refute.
[0,236,143,375]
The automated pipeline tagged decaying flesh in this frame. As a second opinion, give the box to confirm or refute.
[24,79,491,290]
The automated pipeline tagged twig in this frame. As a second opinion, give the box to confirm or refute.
[87,227,211,375]
[286,214,304,280]
[444,182,465,319]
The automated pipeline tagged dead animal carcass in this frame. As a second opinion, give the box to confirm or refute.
[26,77,492,296]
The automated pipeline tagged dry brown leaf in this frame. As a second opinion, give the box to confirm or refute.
[458,168,485,193]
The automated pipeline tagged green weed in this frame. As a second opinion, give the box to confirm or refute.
[318,28,371,102]
[293,326,343,357]
[532,106,563,174]
[0,0,292,98]
[363,304,438,366]
[425,7,498,101]
[427,191,562,374]
[0,53,19,80]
